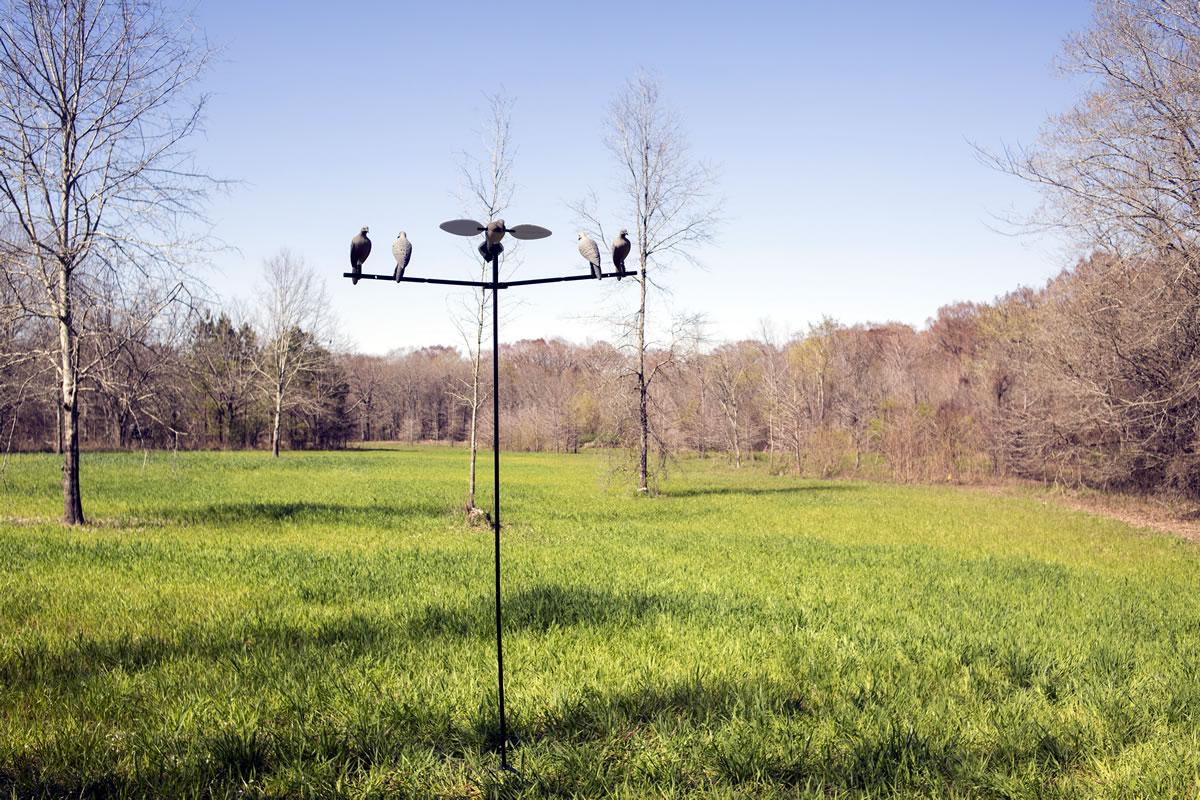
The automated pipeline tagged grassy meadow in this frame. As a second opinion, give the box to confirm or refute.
[1,447,1198,798]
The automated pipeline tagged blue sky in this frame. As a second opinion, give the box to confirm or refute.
[192,0,1094,353]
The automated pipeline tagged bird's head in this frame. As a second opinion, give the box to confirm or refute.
[493,219,505,230]
[577,231,587,240]
[619,228,629,237]
[360,225,369,234]
[398,231,406,238]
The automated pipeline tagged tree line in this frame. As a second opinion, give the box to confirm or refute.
[4,243,1199,500]
[0,294,350,455]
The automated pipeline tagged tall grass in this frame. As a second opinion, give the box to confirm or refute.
[1,448,1198,798]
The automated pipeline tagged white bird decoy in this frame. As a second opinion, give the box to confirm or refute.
[392,232,412,281]
[578,232,602,279]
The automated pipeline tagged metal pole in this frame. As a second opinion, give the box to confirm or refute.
[350,232,648,777]
[347,235,638,775]
[491,249,509,770]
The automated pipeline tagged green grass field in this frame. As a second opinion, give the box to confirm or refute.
[1,448,1198,798]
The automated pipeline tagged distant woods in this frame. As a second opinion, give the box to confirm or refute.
[1,253,1197,499]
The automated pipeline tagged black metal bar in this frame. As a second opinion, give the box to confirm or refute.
[491,250,509,771]
[343,270,638,289]
[342,272,491,288]
[503,271,637,287]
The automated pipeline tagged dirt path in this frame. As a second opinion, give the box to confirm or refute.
[1053,493,1200,543]
[972,482,1200,543]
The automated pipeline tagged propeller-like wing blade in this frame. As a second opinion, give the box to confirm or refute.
[440,219,485,236]
[507,224,552,240]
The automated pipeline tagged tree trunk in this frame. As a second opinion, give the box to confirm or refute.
[792,391,804,474]
[110,402,120,449]
[467,395,479,507]
[62,393,84,524]
[733,407,741,469]
[59,335,83,523]
[360,392,373,442]
[271,383,283,457]
[637,244,649,493]
[638,370,649,490]
[467,364,481,508]
[54,394,63,455]
[767,405,775,466]
[226,400,236,448]
[467,279,488,509]
[57,257,84,525]
[725,397,742,469]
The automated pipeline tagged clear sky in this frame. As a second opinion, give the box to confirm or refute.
[191,0,1095,354]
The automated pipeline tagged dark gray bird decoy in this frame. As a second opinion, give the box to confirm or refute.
[392,232,412,281]
[578,232,602,279]
[350,226,372,285]
[612,229,631,280]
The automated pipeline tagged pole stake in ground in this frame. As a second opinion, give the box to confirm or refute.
[343,219,636,771]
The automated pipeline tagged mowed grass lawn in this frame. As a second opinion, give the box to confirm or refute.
[1,448,1199,799]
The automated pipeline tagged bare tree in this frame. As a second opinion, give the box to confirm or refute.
[90,286,191,449]
[981,0,1200,495]
[343,353,387,442]
[709,345,745,468]
[983,0,1200,262]
[188,307,259,448]
[576,72,721,492]
[0,0,215,523]
[254,250,335,458]
[757,321,786,469]
[780,319,838,473]
[453,92,515,511]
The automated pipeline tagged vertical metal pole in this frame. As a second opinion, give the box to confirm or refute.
[491,249,509,770]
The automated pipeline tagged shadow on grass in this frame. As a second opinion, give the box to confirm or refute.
[532,672,804,740]
[155,500,444,526]
[520,675,975,793]
[0,612,398,687]
[408,584,686,639]
[665,484,864,499]
[3,585,681,688]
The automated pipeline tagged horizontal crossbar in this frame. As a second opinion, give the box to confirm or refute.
[342,271,638,289]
